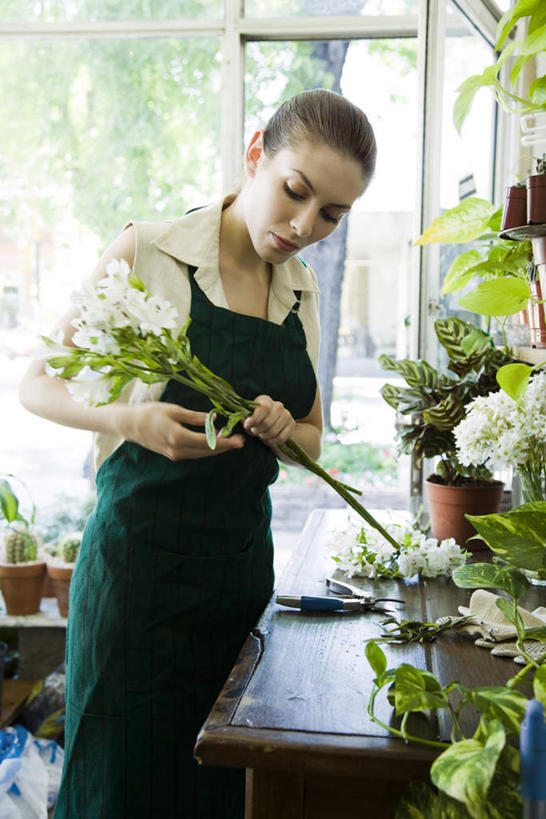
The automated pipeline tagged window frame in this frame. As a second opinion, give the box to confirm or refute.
[0,0,510,503]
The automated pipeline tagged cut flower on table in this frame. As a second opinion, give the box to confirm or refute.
[329,513,468,580]
[40,259,401,549]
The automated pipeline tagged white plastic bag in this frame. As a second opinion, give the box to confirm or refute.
[0,725,64,819]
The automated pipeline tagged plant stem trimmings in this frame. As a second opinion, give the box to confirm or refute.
[41,259,400,549]
[330,515,467,580]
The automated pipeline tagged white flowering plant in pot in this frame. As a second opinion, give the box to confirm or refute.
[454,371,546,504]
[40,259,401,549]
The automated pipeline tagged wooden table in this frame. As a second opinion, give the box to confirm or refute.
[194,508,545,819]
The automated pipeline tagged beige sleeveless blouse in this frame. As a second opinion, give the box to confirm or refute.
[92,198,321,470]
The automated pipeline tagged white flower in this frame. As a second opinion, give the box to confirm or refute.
[65,367,114,405]
[69,259,179,347]
[329,517,467,580]
[454,374,546,470]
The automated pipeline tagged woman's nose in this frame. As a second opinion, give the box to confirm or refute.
[290,208,314,238]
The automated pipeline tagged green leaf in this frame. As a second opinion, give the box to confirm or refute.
[0,479,19,524]
[530,75,546,106]
[495,597,517,626]
[415,198,495,245]
[465,503,546,573]
[467,686,527,735]
[365,640,387,679]
[378,354,438,389]
[496,0,542,50]
[127,272,147,292]
[442,251,483,294]
[458,277,530,316]
[486,208,503,233]
[452,564,529,602]
[393,664,447,715]
[423,395,466,430]
[496,363,533,401]
[205,409,217,450]
[519,25,546,58]
[523,625,546,642]
[460,329,490,358]
[430,720,506,818]
[453,75,491,134]
[533,665,546,707]
[394,782,469,819]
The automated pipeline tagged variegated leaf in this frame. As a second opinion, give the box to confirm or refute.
[430,720,506,818]
[379,354,438,389]
[423,395,466,430]
[465,502,546,572]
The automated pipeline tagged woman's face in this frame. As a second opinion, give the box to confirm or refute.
[242,133,366,264]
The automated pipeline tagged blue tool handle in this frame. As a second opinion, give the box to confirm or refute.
[300,596,344,611]
[521,700,546,804]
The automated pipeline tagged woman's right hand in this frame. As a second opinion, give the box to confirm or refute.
[119,401,245,461]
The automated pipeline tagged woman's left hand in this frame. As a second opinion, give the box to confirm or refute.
[243,395,296,448]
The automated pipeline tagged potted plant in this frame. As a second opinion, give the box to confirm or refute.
[501,180,527,232]
[454,369,546,506]
[46,532,82,617]
[380,316,517,549]
[527,152,546,225]
[0,477,46,616]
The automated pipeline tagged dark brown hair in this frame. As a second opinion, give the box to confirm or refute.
[263,89,377,187]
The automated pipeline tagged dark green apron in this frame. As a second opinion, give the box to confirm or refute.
[54,264,316,818]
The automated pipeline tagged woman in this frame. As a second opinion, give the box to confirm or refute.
[20,89,376,818]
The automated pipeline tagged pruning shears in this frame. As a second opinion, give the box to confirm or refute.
[276,576,404,614]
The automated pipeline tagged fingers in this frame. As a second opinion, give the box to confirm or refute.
[164,429,245,461]
[243,395,296,447]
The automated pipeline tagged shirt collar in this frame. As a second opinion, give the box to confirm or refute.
[151,197,319,317]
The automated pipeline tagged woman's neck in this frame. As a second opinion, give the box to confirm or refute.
[219,194,268,279]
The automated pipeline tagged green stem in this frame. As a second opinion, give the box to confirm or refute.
[64,344,403,549]
[367,684,449,750]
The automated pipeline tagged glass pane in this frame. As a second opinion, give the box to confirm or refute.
[0,0,222,23]
[246,39,418,515]
[244,0,418,18]
[1,36,221,517]
[437,4,496,326]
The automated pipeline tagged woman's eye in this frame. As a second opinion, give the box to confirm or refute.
[321,210,339,225]
[284,183,304,201]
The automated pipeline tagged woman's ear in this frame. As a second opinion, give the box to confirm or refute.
[245,130,265,177]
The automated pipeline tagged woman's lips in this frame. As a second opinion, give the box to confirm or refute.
[271,233,298,252]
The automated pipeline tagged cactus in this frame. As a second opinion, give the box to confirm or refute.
[4,528,38,563]
[536,153,546,175]
[60,532,82,564]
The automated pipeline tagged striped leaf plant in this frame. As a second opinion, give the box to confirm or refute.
[379,316,518,485]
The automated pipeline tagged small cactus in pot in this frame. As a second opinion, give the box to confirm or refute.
[0,477,45,615]
[60,532,82,565]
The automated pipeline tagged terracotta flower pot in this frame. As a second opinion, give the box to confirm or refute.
[526,280,546,348]
[501,185,527,231]
[0,562,46,615]
[527,174,546,224]
[42,571,56,598]
[47,564,74,618]
[425,479,504,553]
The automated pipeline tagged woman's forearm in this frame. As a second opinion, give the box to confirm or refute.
[19,371,128,436]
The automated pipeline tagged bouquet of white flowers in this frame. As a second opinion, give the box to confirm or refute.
[453,371,546,502]
[329,515,467,580]
[41,259,401,548]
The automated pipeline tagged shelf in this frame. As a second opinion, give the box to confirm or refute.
[499,223,546,241]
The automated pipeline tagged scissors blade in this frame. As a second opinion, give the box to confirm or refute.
[325,576,372,600]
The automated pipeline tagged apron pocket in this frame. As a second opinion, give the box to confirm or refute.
[126,546,271,704]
